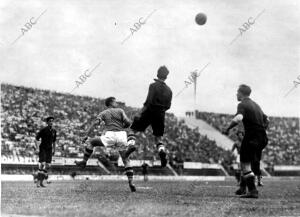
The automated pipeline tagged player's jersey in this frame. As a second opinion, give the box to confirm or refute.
[236,97,267,133]
[36,126,56,148]
[97,108,131,132]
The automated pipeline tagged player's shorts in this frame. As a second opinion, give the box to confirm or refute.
[240,131,268,163]
[39,147,52,163]
[130,109,165,137]
[89,131,128,149]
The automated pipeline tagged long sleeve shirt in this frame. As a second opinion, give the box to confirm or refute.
[143,79,172,112]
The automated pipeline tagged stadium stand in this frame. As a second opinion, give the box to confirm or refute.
[2,84,298,176]
[1,84,234,175]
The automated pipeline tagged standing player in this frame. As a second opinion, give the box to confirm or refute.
[35,116,56,187]
[126,66,173,167]
[75,97,136,192]
[223,84,268,198]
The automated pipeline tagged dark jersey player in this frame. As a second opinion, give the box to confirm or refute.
[223,84,268,198]
[35,116,56,187]
[126,66,173,167]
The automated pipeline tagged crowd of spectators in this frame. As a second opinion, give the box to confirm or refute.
[195,111,300,165]
[1,84,234,166]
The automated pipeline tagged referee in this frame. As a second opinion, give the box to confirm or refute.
[223,84,268,198]
[35,116,57,187]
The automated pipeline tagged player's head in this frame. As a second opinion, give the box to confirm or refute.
[237,84,251,101]
[157,66,169,81]
[105,97,117,108]
[46,116,54,127]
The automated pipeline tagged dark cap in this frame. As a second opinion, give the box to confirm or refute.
[157,66,169,80]
[238,84,251,96]
[46,116,54,122]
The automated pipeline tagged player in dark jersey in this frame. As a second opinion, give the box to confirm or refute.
[35,116,56,187]
[75,97,136,192]
[126,66,173,167]
[223,84,268,198]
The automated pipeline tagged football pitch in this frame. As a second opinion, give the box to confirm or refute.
[2,179,300,217]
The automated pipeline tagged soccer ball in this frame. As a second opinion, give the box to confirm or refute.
[195,13,207,25]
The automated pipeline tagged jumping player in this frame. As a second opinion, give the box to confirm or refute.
[75,97,136,192]
[35,116,56,187]
[223,84,268,198]
[126,66,173,167]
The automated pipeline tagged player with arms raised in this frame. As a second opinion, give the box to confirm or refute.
[75,97,136,192]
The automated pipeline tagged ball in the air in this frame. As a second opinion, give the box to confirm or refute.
[195,13,207,25]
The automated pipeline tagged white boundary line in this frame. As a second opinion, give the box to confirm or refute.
[1,175,300,182]
[1,175,226,182]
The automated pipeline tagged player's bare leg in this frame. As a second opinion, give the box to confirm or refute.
[75,138,104,168]
[155,136,167,167]
[125,133,137,158]
[239,163,258,198]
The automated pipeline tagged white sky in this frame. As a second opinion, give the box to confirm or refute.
[0,0,299,117]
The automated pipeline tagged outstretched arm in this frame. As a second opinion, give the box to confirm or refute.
[122,110,132,128]
[223,114,243,135]
[142,84,155,111]
[223,103,245,135]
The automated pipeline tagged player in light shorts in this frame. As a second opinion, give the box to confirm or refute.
[75,97,136,192]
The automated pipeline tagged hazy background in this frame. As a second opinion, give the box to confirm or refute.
[0,0,299,117]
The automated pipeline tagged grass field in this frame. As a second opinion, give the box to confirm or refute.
[2,179,300,217]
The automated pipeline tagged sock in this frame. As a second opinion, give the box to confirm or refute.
[127,134,136,146]
[239,176,246,189]
[119,151,131,168]
[257,175,262,183]
[125,167,134,185]
[43,169,48,180]
[37,169,46,183]
[243,171,257,192]
[83,147,93,162]
[156,142,165,152]
[37,169,43,180]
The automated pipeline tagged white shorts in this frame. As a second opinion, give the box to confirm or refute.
[100,131,128,149]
